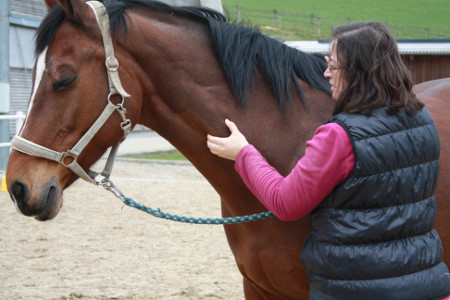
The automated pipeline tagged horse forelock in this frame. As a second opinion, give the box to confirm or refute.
[35,5,65,56]
[34,0,331,111]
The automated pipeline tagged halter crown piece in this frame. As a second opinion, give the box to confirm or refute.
[11,1,132,185]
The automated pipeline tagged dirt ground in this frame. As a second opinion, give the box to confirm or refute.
[0,159,244,300]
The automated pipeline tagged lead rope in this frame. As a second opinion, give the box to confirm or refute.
[101,178,275,224]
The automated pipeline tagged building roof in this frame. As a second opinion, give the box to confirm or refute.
[285,40,450,55]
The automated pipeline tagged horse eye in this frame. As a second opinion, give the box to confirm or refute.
[52,75,77,91]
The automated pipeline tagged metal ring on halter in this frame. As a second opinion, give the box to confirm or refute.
[107,92,125,106]
[105,56,119,72]
[60,151,78,167]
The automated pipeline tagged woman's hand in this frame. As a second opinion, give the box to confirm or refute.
[207,119,249,161]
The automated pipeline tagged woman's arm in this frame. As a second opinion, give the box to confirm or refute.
[207,120,354,221]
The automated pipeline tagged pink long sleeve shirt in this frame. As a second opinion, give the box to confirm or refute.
[235,122,355,221]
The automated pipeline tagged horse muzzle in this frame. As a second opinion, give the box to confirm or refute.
[9,176,62,221]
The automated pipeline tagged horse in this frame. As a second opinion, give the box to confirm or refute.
[413,77,450,270]
[5,0,449,299]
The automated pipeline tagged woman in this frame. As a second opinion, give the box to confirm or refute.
[207,22,450,300]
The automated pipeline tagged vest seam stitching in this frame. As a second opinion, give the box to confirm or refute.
[314,228,436,247]
[350,122,435,142]
[321,194,435,211]
[353,158,439,179]
[311,260,444,282]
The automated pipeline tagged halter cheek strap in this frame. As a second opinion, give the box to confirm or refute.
[10,1,132,185]
[87,0,130,98]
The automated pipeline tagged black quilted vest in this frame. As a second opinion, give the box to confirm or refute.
[300,108,450,300]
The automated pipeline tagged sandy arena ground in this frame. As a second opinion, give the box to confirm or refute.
[0,159,244,299]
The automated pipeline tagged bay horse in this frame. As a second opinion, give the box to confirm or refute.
[5,0,449,299]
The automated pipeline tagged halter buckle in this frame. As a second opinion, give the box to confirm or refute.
[105,56,119,72]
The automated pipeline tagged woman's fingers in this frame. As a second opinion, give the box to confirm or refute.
[206,119,249,161]
[225,119,238,133]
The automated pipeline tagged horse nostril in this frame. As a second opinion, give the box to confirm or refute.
[10,181,29,210]
[48,185,58,204]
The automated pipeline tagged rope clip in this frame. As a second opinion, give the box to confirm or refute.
[99,177,125,202]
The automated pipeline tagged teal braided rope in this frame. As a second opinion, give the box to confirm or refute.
[123,197,275,224]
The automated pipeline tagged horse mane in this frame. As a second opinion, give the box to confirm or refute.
[35,0,331,110]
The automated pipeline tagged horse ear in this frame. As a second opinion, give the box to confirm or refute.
[44,0,58,10]
[57,0,92,21]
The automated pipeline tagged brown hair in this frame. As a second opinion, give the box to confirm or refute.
[331,22,424,116]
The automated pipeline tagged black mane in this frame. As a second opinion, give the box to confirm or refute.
[35,0,331,110]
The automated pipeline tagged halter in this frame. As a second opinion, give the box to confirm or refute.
[11,1,131,185]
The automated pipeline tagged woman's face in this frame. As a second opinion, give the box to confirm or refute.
[324,45,345,101]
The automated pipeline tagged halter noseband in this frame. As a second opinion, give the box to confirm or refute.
[11,1,131,185]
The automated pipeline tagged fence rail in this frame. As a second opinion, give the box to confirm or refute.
[223,5,450,40]
[0,111,25,149]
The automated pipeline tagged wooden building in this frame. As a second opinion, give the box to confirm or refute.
[287,40,450,84]
[399,39,450,84]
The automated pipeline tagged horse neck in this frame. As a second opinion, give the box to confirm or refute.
[118,11,236,187]
[121,10,333,212]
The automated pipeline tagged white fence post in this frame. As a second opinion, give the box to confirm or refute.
[0,111,25,151]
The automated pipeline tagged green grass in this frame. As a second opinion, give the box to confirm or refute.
[222,0,450,40]
[126,150,187,161]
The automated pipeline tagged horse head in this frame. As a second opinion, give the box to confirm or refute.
[6,0,143,220]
